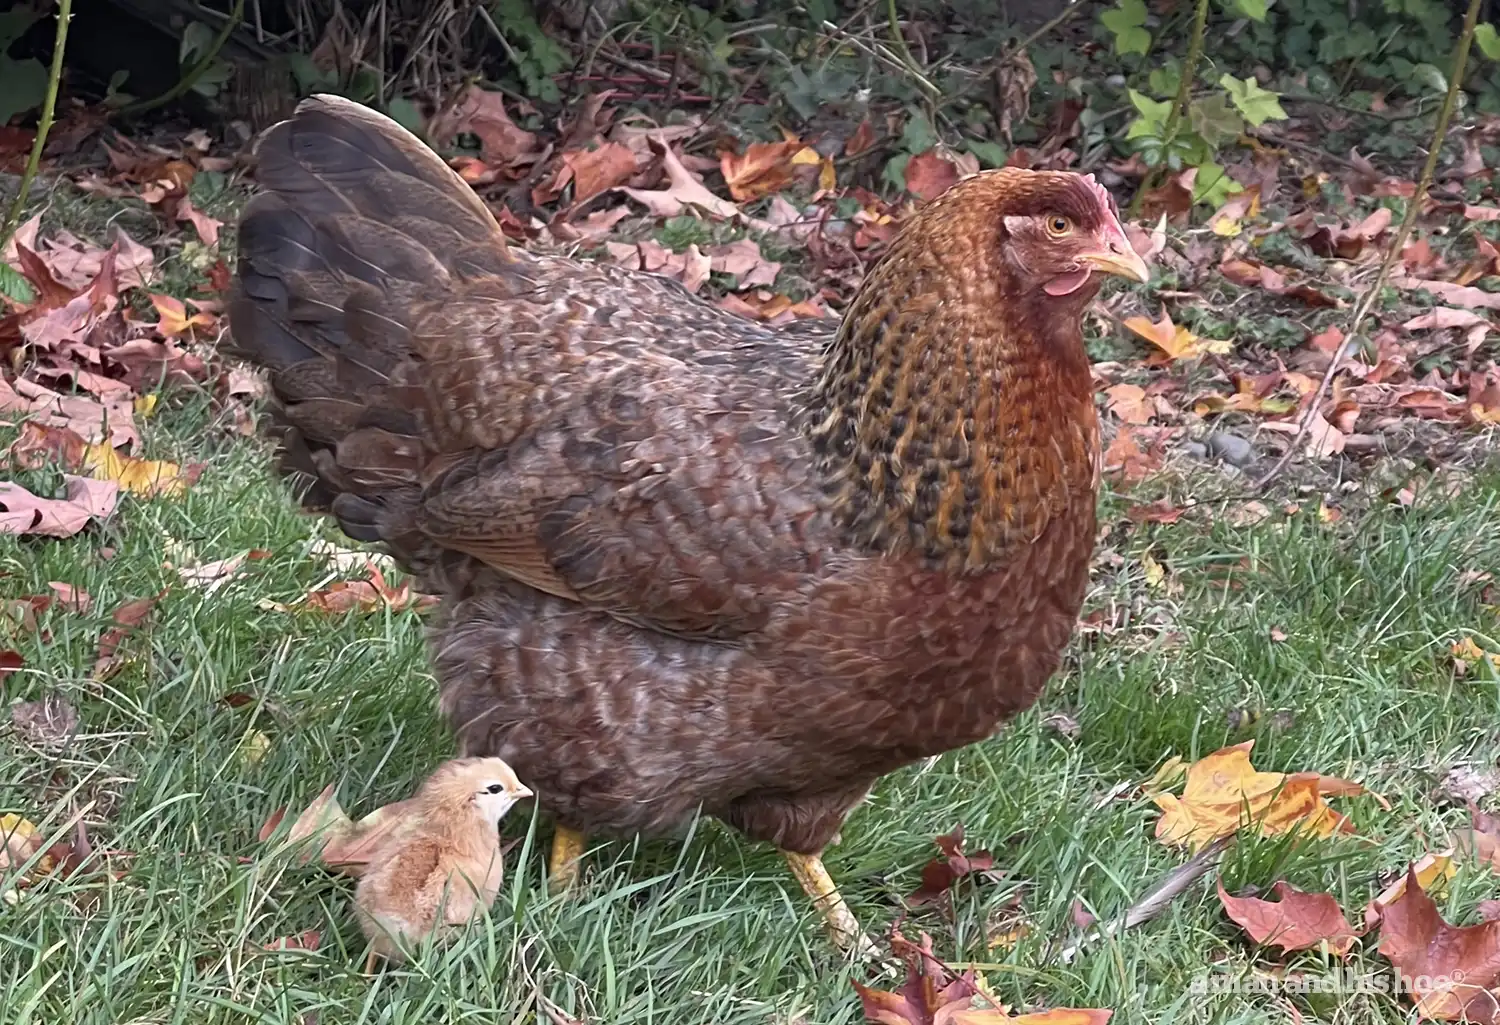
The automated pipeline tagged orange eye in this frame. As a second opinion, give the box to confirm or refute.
[1046,215,1072,236]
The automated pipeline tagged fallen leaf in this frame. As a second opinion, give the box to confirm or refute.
[1153,740,1367,850]
[1458,805,1500,873]
[905,149,962,202]
[47,583,90,614]
[1366,850,1456,930]
[8,422,87,470]
[0,475,118,538]
[82,441,201,497]
[0,814,41,873]
[1217,880,1359,955]
[174,549,268,593]
[272,783,419,877]
[907,825,996,906]
[558,141,639,206]
[1395,276,1500,310]
[429,86,540,167]
[1123,313,1231,364]
[719,139,802,202]
[1126,499,1185,525]
[1403,308,1489,332]
[706,238,781,290]
[92,591,165,681]
[620,136,752,225]
[149,294,216,337]
[1377,864,1500,1022]
[0,649,22,682]
[853,929,982,1025]
[1103,383,1151,424]
[267,563,437,615]
[174,197,221,247]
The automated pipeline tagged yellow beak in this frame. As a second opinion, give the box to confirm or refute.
[1083,244,1151,283]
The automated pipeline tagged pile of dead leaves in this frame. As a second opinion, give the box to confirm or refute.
[0,219,230,537]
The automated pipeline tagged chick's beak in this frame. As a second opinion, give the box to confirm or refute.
[1081,221,1151,283]
[514,783,534,800]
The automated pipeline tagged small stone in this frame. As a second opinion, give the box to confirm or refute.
[1182,440,1208,460]
[1206,432,1255,466]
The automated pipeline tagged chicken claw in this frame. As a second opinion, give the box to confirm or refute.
[548,825,587,895]
[782,849,878,958]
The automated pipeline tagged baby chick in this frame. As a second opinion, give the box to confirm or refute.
[353,757,532,971]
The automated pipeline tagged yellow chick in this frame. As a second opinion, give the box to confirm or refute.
[353,757,532,971]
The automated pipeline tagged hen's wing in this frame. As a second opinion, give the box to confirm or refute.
[229,96,839,641]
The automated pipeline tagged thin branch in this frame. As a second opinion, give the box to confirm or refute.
[1251,0,1484,491]
[1129,0,1210,216]
[0,0,71,252]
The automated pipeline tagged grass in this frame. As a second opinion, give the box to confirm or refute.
[5,187,1500,1025]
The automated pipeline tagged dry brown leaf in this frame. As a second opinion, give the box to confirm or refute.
[620,136,752,225]
[719,139,802,202]
[1153,740,1368,850]
[906,825,995,906]
[1378,864,1500,1022]
[0,475,117,538]
[905,149,961,202]
[1217,880,1360,955]
[558,141,639,206]
[1123,313,1231,364]
[92,590,164,680]
[1103,383,1151,424]
[428,86,540,167]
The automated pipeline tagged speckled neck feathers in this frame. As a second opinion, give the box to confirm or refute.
[807,173,1101,572]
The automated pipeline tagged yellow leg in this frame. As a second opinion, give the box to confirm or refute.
[782,849,878,957]
[548,825,587,895]
[363,947,380,975]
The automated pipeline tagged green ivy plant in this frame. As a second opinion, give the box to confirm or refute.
[1102,0,1289,210]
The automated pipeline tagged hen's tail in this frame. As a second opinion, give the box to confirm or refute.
[227,94,510,534]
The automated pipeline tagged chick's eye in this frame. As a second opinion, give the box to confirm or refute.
[486,783,505,794]
[1046,215,1072,236]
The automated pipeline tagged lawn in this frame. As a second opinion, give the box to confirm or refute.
[4,179,1500,1025]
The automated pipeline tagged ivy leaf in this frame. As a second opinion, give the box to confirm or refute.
[1478,23,1500,61]
[1188,94,1244,149]
[1218,75,1287,126]
[901,111,937,155]
[1101,0,1151,55]
[1192,160,1242,208]
[0,261,33,304]
[1129,89,1173,128]
[964,139,1010,168]
[1408,62,1448,94]
[1227,0,1268,20]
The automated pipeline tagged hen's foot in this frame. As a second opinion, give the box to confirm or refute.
[548,825,587,895]
[782,849,879,958]
[363,948,380,974]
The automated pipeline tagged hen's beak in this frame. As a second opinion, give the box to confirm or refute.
[514,783,534,800]
[1082,223,1151,283]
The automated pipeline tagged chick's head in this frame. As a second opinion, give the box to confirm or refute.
[418,756,534,827]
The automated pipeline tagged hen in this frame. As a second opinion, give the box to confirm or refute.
[229,95,1149,950]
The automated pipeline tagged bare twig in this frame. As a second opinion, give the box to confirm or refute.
[0,0,71,252]
[816,19,941,99]
[1251,0,1484,491]
[1057,834,1233,964]
[1129,0,1210,216]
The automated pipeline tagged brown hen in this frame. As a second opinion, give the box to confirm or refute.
[228,95,1149,951]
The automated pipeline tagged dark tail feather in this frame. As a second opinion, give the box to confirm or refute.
[226,94,510,532]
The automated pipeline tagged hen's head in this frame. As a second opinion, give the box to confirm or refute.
[989,171,1149,298]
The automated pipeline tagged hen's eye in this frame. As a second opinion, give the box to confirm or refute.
[1046,215,1072,236]
[486,783,505,794]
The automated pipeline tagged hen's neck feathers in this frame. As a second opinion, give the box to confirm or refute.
[807,172,1101,573]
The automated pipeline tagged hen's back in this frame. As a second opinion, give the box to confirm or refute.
[228,96,841,638]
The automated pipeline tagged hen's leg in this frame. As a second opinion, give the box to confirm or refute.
[548,825,587,894]
[783,849,877,956]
